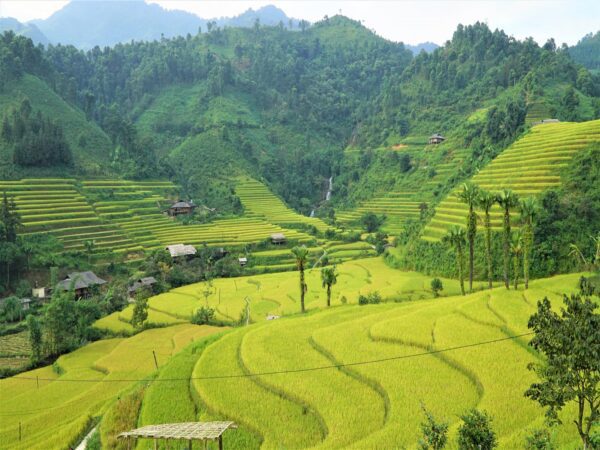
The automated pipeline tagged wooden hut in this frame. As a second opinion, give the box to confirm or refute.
[428,134,445,145]
[270,233,286,245]
[166,244,197,258]
[56,271,107,298]
[166,200,196,217]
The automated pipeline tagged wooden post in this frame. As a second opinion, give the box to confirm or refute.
[36,376,39,389]
[219,434,223,450]
[154,438,157,450]
[188,439,192,450]
[152,350,159,370]
[18,422,21,441]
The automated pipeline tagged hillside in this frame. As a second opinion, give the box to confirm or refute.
[422,119,600,241]
[0,75,113,178]
[0,269,588,449]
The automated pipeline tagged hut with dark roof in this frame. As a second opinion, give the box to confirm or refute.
[166,200,196,217]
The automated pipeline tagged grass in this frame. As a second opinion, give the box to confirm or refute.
[423,120,600,241]
[0,324,224,450]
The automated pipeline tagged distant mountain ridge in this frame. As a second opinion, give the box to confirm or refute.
[406,41,439,55]
[12,1,304,49]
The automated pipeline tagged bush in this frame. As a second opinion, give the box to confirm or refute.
[358,291,382,305]
[419,405,448,449]
[524,428,555,450]
[431,278,443,298]
[361,212,386,233]
[191,306,215,325]
[457,409,497,450]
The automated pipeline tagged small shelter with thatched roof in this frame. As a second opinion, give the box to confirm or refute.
[166,244,197,258]
[166,200,196,217]
[56,271,107,298]
[270,233,286,245]
[428,134,445,145]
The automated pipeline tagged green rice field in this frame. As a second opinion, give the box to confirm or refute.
[422,120,600,241]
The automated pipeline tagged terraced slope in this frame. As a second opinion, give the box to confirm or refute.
[190,273,582,449]
[0,179,140,254]
[0,324,223,450]
[236,177,331,232]
[423,120,600,241]
[336,191,421,235]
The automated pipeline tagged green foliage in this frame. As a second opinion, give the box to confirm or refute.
[361,211,385,233]
[525,288,600,449]
[524,428,555,450]
[569,31,600,71]
[442,226,467,296]
[419,405,448,450]
[0,295,20,322]
[430,278,443,298]
[320,265,338,307]
[26,313,42,364]
[191,305,216,325]
[457,409,497,450]
[131,291,149,329]
[358,291,381,305]
[291,245,309,312]
[99,386,145,450]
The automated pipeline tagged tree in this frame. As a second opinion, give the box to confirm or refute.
[478,190,496,289]
[457,409,497,450]
[291,246,309,313]
[430,278,443,298]
[524,428,555,450]
[131,291,149,329]
[0,192,21,243]
[27,314,43,364]
[1,295,20,322]
[520,197,538,289]
[511,231,523,289]
[321,266,338,307]
[361,212,385,233]
[83,239,95,264]
[457,183,479,292]
[525,288,599,449]
[496,189,519,289]
[43,290,77,356]
[419,404,448,450]
[442,226,466,296]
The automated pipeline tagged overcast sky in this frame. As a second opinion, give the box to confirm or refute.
[1,0,598,45]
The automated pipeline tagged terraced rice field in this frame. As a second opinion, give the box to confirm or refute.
[1,177,326,255]
[236,177,331,232]
[0,179,142,254]
[336,191,421,235]
[95,257,480,332]
[188,273,583,449]
[422,120,600,241]
[0,324,223,450]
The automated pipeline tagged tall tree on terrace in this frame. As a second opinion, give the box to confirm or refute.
[321,265,338,307]
[496,189,519,289]
[291,246,309,312]
[519,197,538,289]
[478,189,496,289]
[457,183,479,293]
[511,231,523,290]
[442,226,467,296]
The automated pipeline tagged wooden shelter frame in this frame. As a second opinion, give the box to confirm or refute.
[118,421,237,450]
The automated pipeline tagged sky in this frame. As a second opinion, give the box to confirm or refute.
[0,0,598,46]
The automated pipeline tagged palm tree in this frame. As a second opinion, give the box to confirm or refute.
[457,183,479,292]
[321,266,338,307]
[478,189,496,289]
[511,231,523,290]
[496,189,519,289]
[291,246,309,312]
[442,226,467,296]
[84,240,96,264]
[519,197,538,289]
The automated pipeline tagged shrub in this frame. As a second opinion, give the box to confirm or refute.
[431,278,443,298]
[358,291,382,305]
[524,428,555,450]
[457,409,497,450]
[191,306,216,325]
[361,212,386,233]
[419,405,448,449]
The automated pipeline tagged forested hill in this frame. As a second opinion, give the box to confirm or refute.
[569,31,600,71]
[0,18,599,213]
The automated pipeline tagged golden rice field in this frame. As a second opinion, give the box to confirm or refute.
[0,324,224,450]
[94,258,475,332]
[422,119,600,241]
[189,273,584,449]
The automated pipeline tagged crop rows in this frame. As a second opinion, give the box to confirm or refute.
[422,120,600,241]
[189,273,582,449]
[236,177,331,232]
[336,191,421,235]
[0,325,223,450]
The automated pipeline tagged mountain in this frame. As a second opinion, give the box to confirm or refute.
[0,17,49,45]
[406,41,439,55]
[31,0,204,49]
[27,1,301,49]
[569,31,600,71]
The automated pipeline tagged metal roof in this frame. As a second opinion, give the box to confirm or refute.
[118,421,237,441]
[56,271,107,291]
[166,244,197,257]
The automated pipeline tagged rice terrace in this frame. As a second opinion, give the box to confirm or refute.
[0,1,599,450]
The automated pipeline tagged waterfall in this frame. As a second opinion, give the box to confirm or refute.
[310,209,315,217]
[325,176,333,201]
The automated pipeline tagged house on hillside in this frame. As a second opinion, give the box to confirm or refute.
[270,233,286,245]
[238,257,248,267]
[128,277,158,298]
[56,271,107,298]
[166,200,196,217]
[166,244,197,258]
[428,134,446,145]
